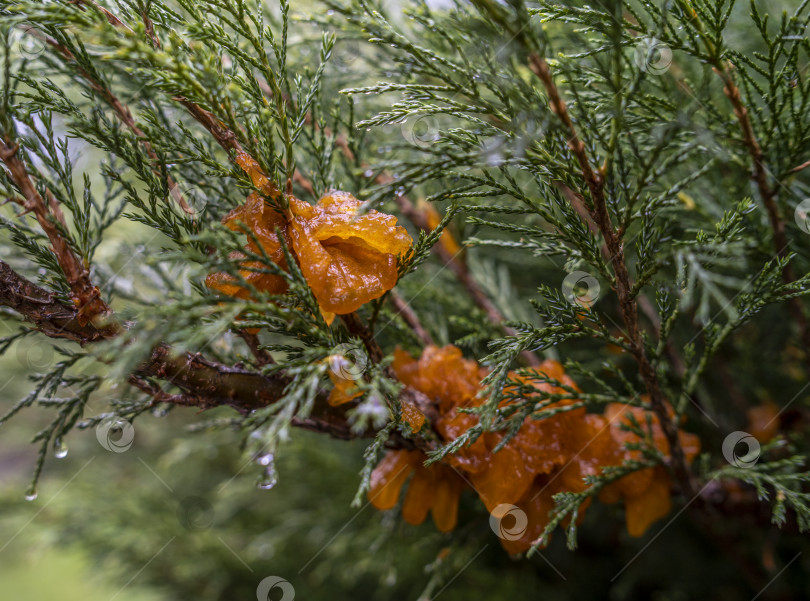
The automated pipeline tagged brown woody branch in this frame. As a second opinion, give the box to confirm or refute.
[0,258,434,450]
[528,52,695,496]
[788,158,810,175]
[71,0,132,30]
[389,189,541,367]
[0,138,113,326]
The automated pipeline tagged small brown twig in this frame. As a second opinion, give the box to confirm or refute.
[138,6,162,50]
[236,330,275,366]
[128,375,202,407]
[71,0,133,30]
[0,258,435,453]
[389,290,434,346]
[788,158,810,175]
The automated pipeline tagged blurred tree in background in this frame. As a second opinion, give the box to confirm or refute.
[1,0,810,599]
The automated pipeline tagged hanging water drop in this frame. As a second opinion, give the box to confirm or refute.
[256,452,274,467]
[257,465,278,490]
[25,490,38,501]
[54,440,68,459]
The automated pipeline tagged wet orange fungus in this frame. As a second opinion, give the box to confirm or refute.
[369,345,701,553]
[206,153,412,320]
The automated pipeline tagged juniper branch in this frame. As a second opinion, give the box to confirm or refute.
[0,258,435,451]
[0,136,112,325]
[526,51,694,496]
[674,0,810,373]
[18,24,192,213]
[713,60,810,372]
[333,128,542,365]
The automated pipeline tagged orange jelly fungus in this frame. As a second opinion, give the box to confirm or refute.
[419,200,462,257]
[368,449,465,532]
[746,402,780,443]
[206,153,412,318]
[369,345,701,553]
[325,357,364,407]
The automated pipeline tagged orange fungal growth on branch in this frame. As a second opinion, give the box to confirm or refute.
[746,401,780,443]
[368,449,465,532]
[420,200,461,257]
[206,157,412,319]
[234,152,281,199]
[369,346,701,552]
[288,192,412,314]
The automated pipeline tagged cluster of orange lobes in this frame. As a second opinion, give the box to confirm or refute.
[367,345,700,554]
[205,153,412,324]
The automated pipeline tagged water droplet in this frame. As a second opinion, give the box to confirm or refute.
[257,465,278,490]
[54,441,68,459]
[25,490,37,501]
[363,169,374,178]
[256,452,274,467]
